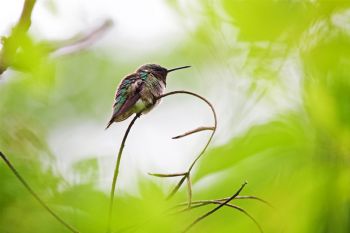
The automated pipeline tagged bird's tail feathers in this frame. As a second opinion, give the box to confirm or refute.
[105,118,114,130]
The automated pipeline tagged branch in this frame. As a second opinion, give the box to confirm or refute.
[47,19,113,57]
[0,151,80,233]
[106,113,141,233]
[182,182,247,233]
[15,0,36,32]
[0,1,112,76]
[0,0,36,75]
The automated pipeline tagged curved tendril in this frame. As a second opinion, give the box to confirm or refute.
[154,90,217,202]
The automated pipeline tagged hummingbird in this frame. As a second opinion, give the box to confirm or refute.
[105,64,191,129]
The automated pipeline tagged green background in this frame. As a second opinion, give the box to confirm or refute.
[1,1,350,232]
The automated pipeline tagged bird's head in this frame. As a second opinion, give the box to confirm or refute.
[137,64,191,82]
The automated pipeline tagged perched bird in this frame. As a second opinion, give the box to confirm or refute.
[106,64,191,129]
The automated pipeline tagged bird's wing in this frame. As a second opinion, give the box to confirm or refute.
[111,73,144,119]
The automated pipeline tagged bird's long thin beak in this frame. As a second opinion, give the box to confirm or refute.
[167,65,191,73]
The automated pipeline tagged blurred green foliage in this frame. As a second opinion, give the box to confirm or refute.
[1,0,350,233]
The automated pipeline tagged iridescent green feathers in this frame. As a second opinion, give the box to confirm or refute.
[105,74,143,129]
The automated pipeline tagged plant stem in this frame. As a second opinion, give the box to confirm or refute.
[0,0,36,75]
[106,113,141,233]
[182,201,263,233]
[156,91,217,200]
[0,151,80,233]
[182,182,247,233]
[186,174,192,208]
[175,195,272,208]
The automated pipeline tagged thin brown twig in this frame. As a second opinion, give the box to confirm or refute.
[224,204,263,233]
[217,196,273,208]
[157,91,217,165]
[175,202,209,213]
[172,126,215,139]
[180,201,263,233]
[182,182,247,233]
[167,175,187,200]
[0,151,80,233]
[157,91,217,173]
[106,113,141,233]
[175,195,272,208]
[152,91,217,204]
[148,172,187,177]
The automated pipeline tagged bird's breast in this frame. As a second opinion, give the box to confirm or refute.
[139,79,165,111]
[144,79,165,97]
